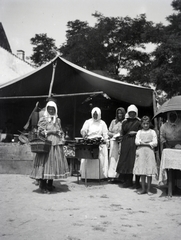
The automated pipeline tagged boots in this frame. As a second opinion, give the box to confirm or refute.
[47,179,54,192]
[122,174,133,188]
[39,179,47,193]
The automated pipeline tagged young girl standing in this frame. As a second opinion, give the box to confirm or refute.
[133,116,158,195]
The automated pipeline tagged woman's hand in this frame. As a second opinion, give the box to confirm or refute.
[128,131,137,136]
[81,131,88,139]
[139,141,152,148]
[43,130,47,137]
[108,132,114,138]
[45,130,61,136]
[56,130,62,136]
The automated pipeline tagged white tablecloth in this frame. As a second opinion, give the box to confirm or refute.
[159,148,181,185]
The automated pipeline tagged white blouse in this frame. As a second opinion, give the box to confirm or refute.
[81,118,108,140]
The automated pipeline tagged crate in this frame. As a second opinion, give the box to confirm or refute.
[30,139,52,153]
[75,144,99,159]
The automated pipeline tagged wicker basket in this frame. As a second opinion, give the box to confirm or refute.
[30,139,52,153]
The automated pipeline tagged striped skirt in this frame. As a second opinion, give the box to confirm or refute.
[30,145,70,180]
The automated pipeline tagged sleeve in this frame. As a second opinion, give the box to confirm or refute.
[37,117,47,137]
[121,120,127,135]
[37,117,47,131]
[160,124,167,144]
[135,130,141,145]
[149,130,158,148]
[108,120,115,138]
[80,120,89,137]
[102,121,109,140]
[57,118,64,135]
[108,120,114,132]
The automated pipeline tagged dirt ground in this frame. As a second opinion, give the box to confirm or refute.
[0,174,181,240]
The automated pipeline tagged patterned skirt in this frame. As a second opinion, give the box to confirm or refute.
[30,145,70,180]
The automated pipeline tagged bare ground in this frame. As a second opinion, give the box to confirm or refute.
[0,174,181,240]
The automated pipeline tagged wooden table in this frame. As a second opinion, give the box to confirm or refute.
[159,148,181,197]
[74,144,100,186]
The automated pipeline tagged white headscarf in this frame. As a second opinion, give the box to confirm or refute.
[43,101,58,123]
[91,107,101,121]
[126,104,139,119]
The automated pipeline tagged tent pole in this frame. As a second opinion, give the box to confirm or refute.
[73,96,77,138]
[48,62,57,97]
[153,90,161,165]
[153,91,158,129]
[0,91,104,100]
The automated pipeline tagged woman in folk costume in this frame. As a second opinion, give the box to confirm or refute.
[116,104,141,188]
[80,107,109,180]
[108,107,126,181]
[30,99,69,193]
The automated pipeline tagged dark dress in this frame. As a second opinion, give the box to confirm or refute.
[116,118,141,174]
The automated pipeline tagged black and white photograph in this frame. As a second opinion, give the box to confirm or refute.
[1,1,181,239]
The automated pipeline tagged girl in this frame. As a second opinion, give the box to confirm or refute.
[133,116,158,195]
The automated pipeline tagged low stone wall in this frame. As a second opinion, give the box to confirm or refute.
[0,143,34,175]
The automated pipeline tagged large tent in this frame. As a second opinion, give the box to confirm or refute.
[0,55,156,138]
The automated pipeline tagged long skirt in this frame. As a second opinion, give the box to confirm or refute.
[80,144,108,179]
[30,144,69,180]
[108,140,121,178]
[116,135,136,174]
[133,146,158,176]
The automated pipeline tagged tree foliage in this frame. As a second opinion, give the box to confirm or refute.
[30,1,181,98]
[59,12,163,85]
[150,0,181,97]
[30,33,58,66]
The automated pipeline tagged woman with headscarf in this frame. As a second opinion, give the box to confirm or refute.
[116,104,141,188]
[108,107,126,181]
[30,99,69,193]
[80,107,109,180]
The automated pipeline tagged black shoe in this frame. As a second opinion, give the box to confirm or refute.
[135,183,141,189]
[122,181,133,188]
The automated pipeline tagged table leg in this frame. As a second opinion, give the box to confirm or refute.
[69,158,73,176]
[85,159,87,186]
[99,158,100,184]
[168,169,172,197]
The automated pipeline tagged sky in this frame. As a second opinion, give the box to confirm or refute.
[0,0,174,58]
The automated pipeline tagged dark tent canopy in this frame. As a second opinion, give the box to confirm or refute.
[0,55,155,137]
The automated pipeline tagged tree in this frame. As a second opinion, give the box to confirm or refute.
[150,0,181,98]
[59,20,93,67]
[59,12,163,84]
[30,34,58,66]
